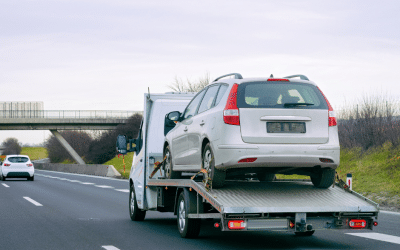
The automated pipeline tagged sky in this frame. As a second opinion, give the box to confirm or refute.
[1,0,400,145]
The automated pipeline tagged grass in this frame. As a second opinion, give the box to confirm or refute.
[337,141,400,208]
[20,147,48,160]
[104,152,135,179]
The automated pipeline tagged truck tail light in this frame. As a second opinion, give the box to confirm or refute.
[223,83,240,125]
[349,219,366,229]
[317,87,337,127]
[238,158,257,163]
[228,220,246,230]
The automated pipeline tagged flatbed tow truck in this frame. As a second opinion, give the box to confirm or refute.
[117,92,379,238]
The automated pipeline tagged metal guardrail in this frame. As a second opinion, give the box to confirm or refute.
[0,110,142,119]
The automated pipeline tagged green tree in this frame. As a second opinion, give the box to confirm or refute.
[2,138,22,155]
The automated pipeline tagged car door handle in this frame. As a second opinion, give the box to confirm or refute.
[184,127,188,132]
[200,121,205,126]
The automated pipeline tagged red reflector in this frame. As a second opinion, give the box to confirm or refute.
[214,222,220,228]
[267,78,289,82]
[319,158,334,163]
[373,221,378,226]
[349,219,366,229]
[238,158,257,163]
[289,221,295,228]
[228,220,246,230]
[223,83,240,125]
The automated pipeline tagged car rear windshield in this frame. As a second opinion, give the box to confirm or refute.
[8,157,29,163]
[237,81,328,109]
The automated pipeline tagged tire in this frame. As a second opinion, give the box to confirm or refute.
[2,175,6,181]
[129,184,146,221]
[311,168,335,188]
[28,176,34,181]
[177,191,201,238]
[295,230,315,236]
[163,146,181,179]
[203,143,226,189]
[257,173,276,182]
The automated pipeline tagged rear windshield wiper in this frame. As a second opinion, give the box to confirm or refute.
[283,103,315,107]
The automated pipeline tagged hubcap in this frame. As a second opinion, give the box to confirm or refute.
[203,149,212,180]
[164,150,171,178]
[178,199,186,231]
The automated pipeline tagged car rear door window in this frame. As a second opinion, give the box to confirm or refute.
[215,84,228,106]
[197,85,220,114]
[237,81,328,109]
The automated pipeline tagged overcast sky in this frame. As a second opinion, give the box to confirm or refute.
[1,0,400,145]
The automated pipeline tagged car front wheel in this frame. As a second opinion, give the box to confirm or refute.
[129,184,146,221]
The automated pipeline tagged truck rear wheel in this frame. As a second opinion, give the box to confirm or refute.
[311,168,335,188]
[177,191,201,238]
[295,230,315,236]
[164,146,181,179]
[203,143,226,189]
[129,184,146,221]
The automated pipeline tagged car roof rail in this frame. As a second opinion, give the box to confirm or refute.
[284,74,309,81]
[213,73,243,82]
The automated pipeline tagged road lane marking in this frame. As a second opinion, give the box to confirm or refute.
[115,189,129,193]
[67,180,81,183]
[23,197,43,206]
[80,182,95,185]
[2,184,10,188]
[95,185,114,188]
[102,246,120,250]
[347,233,400,245]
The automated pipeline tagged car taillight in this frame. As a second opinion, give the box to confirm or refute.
[349,219,366,229]
[317,87,337,126]
[4,163,11,167]
[228,220,246,230]
[223,83,240,125]
[27,163,33,167]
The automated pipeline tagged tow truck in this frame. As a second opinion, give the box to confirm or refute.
[116,92,379,238]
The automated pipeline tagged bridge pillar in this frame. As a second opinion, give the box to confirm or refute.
[50,130,86,165]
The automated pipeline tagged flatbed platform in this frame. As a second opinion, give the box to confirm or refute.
[148,179,379,214]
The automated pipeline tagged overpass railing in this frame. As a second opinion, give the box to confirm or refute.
[0,110,142,119]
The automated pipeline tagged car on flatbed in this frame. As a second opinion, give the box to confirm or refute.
[1,155,35,181]
[164,73,339,188]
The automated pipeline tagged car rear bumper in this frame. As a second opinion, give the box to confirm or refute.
[215,144,339,170]
[3,169,34,178]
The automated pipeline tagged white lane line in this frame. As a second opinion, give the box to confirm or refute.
[2,183,10,188]
[95,185,114,189]
[67,180,81,183]
[23,197,43,207]
[115,189,129,193]
[81,182,95,185]
[102,246,120,250]
[347,233,400,245]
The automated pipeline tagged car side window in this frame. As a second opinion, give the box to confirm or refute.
[214,84,229,106]
[183,89,206,120]
[197,85,220,114]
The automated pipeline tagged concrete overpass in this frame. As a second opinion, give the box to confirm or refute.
[0,110,142,164]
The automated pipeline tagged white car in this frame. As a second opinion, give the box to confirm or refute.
[1,155,35,181]
[163,73,339,188]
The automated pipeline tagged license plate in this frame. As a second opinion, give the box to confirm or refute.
[267,122,306,133]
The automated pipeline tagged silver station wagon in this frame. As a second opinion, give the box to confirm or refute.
[163,73,339,188]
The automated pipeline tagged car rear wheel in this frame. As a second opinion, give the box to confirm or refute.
[163,146,181,179]
[203,143,226,189]
[257,173,276,182]
[2,175,5,181]
[311,168,335,188]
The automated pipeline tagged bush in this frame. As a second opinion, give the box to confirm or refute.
[1,138,22,155]
[338,95,400,150]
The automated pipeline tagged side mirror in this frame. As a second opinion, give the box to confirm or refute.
[164,111,181,136]
[116,135,127,154]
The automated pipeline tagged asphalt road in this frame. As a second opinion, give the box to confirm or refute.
[1,170,399,250]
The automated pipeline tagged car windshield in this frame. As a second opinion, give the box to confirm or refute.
[8,157,29,163]
[237,81,328,109]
